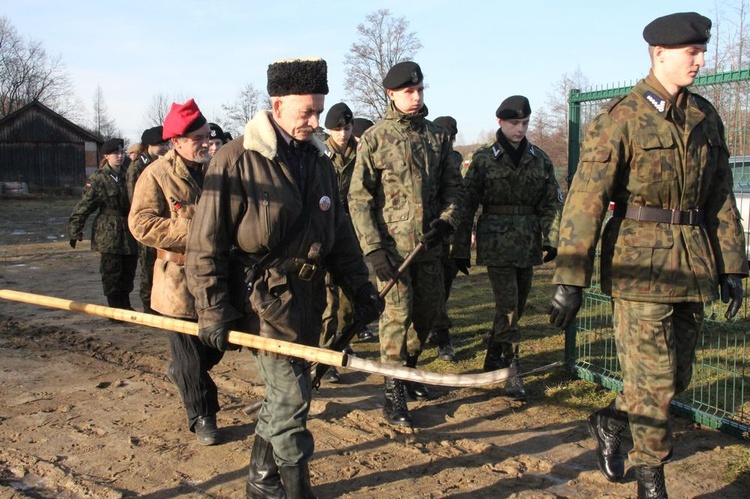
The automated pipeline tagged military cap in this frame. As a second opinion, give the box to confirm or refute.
[433,116,458,136]
[267,57,329,96]
[643,12,711,46]
[352,118,374,138]
[209,123,225,143]
[141,126,165,146]
[383,61,423,90]
[162,98,207,140]
[101,138,124,154]
[224,131,233,142]
[324,102,353,129]
[496,95,532,120]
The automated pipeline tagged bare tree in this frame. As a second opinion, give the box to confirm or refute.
[343,9,422,120]
[91,85,120,140]
[143,92,174,127]
[221,83,265,136]
[0,16,78,119]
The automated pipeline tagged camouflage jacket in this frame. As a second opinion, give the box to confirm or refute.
[68,163,137,255]
[553,73,748,302]
[348,102,466,261]
[452,133,561,267]
[324,135,357,213]
[126,153,156,202]
[128,149,202,319]
[186,111,369,347]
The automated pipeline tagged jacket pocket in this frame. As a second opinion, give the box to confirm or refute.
[248,267,300,342]
[633,131,676,182]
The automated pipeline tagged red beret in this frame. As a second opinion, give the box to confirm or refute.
[162,98,207,140]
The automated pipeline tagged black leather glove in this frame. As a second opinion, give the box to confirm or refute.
[422,219,453,248]
[542,245,557,263]
[353,282,384,325]
[365,248,399,282]
[453,258,471,275]
[548,284,584,329]
[199,322,237,352]
[719,274,744,320]
[70,234,82,249]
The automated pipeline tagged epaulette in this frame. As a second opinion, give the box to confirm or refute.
[602,94,628,115]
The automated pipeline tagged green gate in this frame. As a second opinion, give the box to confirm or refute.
[567,69,750,439]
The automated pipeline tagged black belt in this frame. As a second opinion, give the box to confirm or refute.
[484,205,536,215]
[275,258,321,281]
[613,204,704,225]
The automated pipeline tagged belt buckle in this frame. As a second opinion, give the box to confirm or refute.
[298,263,316,281]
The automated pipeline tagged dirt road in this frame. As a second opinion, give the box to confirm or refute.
[0,198,747,498]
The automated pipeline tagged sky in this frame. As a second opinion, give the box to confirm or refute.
[1,0,738,145]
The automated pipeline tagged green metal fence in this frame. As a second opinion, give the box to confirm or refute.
[567,69,750,439]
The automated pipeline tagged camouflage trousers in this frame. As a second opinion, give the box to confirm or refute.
[378,259,444,364]
[137,243,156,312]
[320,273,353,348]
[431,253,459,332]
[99,252,137,298]
[486,266,534,346]
[612,299,703,467]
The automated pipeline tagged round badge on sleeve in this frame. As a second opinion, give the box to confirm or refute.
[319,196,332,211]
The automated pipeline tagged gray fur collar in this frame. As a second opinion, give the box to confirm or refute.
[243,110,327,160]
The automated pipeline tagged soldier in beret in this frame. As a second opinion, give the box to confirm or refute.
[548,12,747,497]
[186,58,381,497]
[348,61,466,427]
[126,125,170,314]
[208,122,226,157]
[129,99,225,447]
[68,138,138,312]
[453,97,561,400]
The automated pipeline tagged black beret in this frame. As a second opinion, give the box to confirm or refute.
[433,116,458,136]
[224,131,233,142]
[101,138,124,154]
[496,95,531,119]
[352,118,374,138]
[209,123,225,142]
[643,12,711,46]
[267,58,329,96]
[324,102,353,129]
[140,126,165,146]
[383,61,423,90]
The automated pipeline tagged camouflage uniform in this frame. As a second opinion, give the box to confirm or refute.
[126,153,157,313]
[452,130,561,374]
[553,73,748,467]
[68,162,138,308]
[348,102,465,366]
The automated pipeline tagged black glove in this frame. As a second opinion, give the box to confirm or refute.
[453,258,471,275]
[199,322,237,352]
[542,245,557,263]
[353,282,384,325]
[719,274,744,320]
[365,248,399,282]
[422,219,453,248]
[548,284,584,329]
[70,234,82,249]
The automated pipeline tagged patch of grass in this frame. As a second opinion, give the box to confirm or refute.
[721,444,750,485]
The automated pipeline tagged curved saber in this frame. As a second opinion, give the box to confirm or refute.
[0,289,562,387]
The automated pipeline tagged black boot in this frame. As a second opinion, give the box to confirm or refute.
[278,463,316,499]
[504,344,526,400]
[433,329,456,362]
[246,435,286,499]
[483,343,509,372]
[587,401,628,482]
[635,465,668,499]
[106,294,119,308]
[404,355,429,401]
[383,378,412,427]
[120,292,134,311]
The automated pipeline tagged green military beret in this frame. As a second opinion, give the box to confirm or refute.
[643,12,711,46]
[383,61,423,90]
[324,102,353,129]
[496,95,531,120]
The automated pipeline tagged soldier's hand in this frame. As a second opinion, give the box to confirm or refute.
[422,219,453,248]
[719,274,744,320]
[548,284,584,329]
[542,245,557,263]
[198,322,238,352]
[353,282,384,325]
[453,258,471,275]
[365,248,399,282]
[69,239,77,249]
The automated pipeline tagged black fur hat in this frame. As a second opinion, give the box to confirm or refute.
[267,58,329,96]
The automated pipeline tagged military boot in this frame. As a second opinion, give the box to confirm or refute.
[120,292,134,311]
[433,329,456,362]
[635,465,668,499]
[106,295,122,323]
[483,343,510,372]
[404,354,429,401]
[246,435,286,499]
[383,378,412,427]
[279,462,316,499]
[504,344,526,400]
[587,401,629,482]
